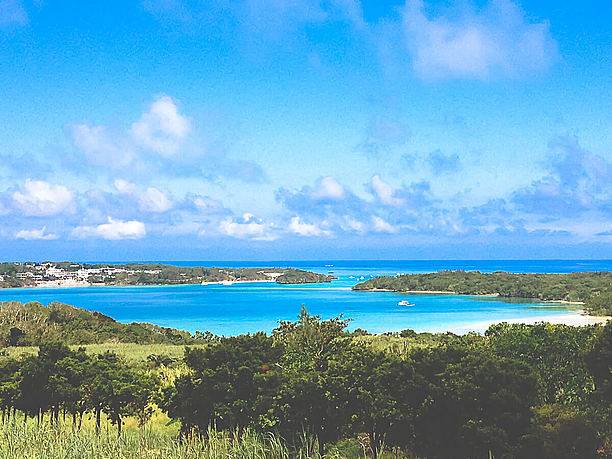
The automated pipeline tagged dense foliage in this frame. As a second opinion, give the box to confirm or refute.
[160,308,610,458]
[0,262,334,288]
[354,270,612,315]
[0,301,204,346]
[0,307,609,458]
[276,269,337,284]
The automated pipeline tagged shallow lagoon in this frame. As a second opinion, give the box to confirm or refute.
[1,260,607,335]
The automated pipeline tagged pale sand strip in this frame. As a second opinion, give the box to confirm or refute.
[449,312,610,334]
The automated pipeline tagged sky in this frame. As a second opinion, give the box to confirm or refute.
[0,0,610,261]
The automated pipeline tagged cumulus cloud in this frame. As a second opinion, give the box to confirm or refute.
[276,176,365,220]
[68,124,134,168]
[13,179,75,217]
[113,179,174,213]
[370,175,405,206]
[511,137,612,217]
[131,94,191,156]
[67,94,265,184]
[192,195,227,215]
[219,213,276,241]
[277,174,440,237]
[15,227,59,241]
[402,0,558,80]
[311,176,345,200]
[139,187,174,213]
[342,216,365,233]
[73,217,146,240]
[372,216,397,233]
[288,216,330,237]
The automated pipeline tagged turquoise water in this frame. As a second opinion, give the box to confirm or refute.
[0,260,609,335]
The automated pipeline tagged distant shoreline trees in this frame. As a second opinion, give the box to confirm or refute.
[354,270,612,316]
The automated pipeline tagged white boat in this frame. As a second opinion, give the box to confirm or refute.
[397,300,415,306]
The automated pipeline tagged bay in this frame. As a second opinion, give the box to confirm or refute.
[0,259,609,336]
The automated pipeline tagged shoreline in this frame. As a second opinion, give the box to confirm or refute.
[448,311,610,334]
[1,279,279,290]
[354,288,586,305]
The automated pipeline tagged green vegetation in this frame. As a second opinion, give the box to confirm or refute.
[0,306,609,457]
[0,301,209,346]
[354,270,612,316]
[276,268,337,284]
[0,261,335,288]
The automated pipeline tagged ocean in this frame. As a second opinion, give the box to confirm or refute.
[0,260,610,336]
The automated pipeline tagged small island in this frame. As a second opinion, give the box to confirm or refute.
[0,262,336,288]
[353,270,612,316]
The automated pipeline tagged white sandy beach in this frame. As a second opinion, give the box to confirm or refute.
[449,311,610,334]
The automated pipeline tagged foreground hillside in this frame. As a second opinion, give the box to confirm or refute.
[0,301,205,346]
[0,305,609,458]
[353,270,612,316]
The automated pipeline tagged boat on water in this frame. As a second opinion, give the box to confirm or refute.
[397,300,415,307]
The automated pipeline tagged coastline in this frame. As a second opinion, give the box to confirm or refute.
[449,311,610,334]
[1,279,278,290]
[355,288,586,305]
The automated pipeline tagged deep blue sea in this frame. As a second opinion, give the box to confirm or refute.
[1,260,610,336]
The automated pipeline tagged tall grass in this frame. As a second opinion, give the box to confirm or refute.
[5,343,209,363]
[0,416,316,458]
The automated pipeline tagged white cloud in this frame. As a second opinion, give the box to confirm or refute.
[220,213,276,241]
[370,175,405,206]
[131,94,191,155]
[15,227,59,241]
[402,0,558,80]
[193,196,225,213]
[113,179,173,213]
[139,187,173,212]
[342,216,365,233]
[73,217,146,240]
[113,178,137,194]
[311,176,345,200]
[69,124,134,168]
[288,216,330,237]
[372,216,397,233]
[13,179,75,217]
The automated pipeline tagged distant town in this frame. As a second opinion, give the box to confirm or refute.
[0,262,335,288]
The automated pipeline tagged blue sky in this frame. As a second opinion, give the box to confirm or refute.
[0,0,610,260]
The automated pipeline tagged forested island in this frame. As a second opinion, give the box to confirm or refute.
[0,261,335,288]
[0,306,609,458]
[353,270,612,316]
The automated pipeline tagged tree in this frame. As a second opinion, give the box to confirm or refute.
[326,343,416,457]
[270,307,351,454]
[486,322,598,406]
[272,305,350,372]
[584,320,612,451]
[411,345,538,458]
[161,333,282,438]
[521,404,600,459]
[0,357,20,422]
[125,367,159,447]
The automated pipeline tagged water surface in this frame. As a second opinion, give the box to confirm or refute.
[0,260,607,335]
